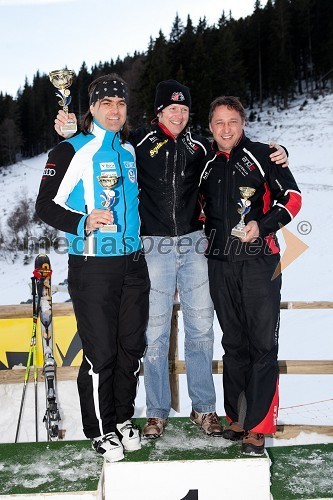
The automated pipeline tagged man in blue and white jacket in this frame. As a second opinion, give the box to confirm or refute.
[36,74,150,462]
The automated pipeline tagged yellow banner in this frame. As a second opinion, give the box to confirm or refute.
[0,316,82,369]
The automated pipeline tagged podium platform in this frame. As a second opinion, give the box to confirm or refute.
[104,457,269,500]
[103,418,270,499]
[1,418,333,499]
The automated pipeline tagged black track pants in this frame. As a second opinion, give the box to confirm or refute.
[68,251,150,439]
[208,255,281,434]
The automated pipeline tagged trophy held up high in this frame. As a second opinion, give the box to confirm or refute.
[49,69,77,135]
[231,186,256,238]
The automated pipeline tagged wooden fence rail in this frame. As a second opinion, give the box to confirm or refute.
[0,300,332,319]
[1,301,332,411]
[1,359,333,385]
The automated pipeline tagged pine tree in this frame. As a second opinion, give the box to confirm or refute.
[177,16,196,79]
[210,17,246,101]
[74,62,91,118]
[270,0,294,108]
[0,93,21,167]
[188,34,213,133]
[139,31,171,123]
[310,0,333,90]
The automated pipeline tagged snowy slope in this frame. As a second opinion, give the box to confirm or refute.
[0,154,70,304]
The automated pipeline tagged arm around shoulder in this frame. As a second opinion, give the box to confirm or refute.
[258,157,302,237]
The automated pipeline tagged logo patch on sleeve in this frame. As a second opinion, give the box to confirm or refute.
[124,161,135,169]
[128,169,136,183]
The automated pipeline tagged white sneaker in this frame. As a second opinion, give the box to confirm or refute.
[116,420,141,451]
[91,432,124,462]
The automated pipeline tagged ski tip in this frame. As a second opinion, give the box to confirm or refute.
[33,267,52,279]
[33,254,52,279]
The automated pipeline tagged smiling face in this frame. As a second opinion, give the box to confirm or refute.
[209,105,245,153]
[158,103,189,137]
[90,97,127,132]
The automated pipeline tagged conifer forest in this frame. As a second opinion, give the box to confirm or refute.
[0,0,332,167]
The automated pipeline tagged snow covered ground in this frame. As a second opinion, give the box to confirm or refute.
[0,92,332,447]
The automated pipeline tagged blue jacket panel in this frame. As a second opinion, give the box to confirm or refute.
[36,121,141,257]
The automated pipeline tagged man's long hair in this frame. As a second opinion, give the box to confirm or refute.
[81,73,130,142]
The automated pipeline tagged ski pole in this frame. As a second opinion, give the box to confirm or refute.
[34,279,45,442]
[14,276,44,443]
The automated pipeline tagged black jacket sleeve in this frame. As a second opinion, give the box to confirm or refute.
[35,142,86,235]
[258,149,302,237]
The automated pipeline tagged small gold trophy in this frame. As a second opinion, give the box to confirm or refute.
[49,69,77,134]
[98,172,120,232]
[231,187,256,238]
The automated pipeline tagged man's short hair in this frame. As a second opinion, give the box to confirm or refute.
[209,96,246,123]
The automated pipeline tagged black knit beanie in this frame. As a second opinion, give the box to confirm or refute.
[154,80,191,114]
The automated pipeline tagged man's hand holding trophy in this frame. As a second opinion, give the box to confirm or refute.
[49,69,77,136]
[231,187,259,242]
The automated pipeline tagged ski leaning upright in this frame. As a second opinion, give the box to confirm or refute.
[15,254,61,442]
[34,253,61,441]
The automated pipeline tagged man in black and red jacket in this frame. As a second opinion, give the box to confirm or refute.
[199,96,302,454]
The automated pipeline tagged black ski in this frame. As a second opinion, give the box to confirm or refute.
[34,253,61,441]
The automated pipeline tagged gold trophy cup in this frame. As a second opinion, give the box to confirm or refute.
[231,187,256,238]
[49,69,77,134]
[98,172,120,232]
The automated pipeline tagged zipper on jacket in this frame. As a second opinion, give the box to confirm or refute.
[164,150,169,182]
[231,170,236,200]
[223,157,233,262]
[113,134,127,253]
[217,179,222,208]
[172,142,178,235]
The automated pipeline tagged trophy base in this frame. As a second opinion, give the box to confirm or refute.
[100,224,117,233]
[231,227,247,238]
[61,122,77,134]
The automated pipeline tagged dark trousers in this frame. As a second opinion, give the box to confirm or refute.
[68,252,150,438]
[208,255,281,434]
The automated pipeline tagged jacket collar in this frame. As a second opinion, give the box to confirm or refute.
[90,119,120,140]
[156,121,188,140]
